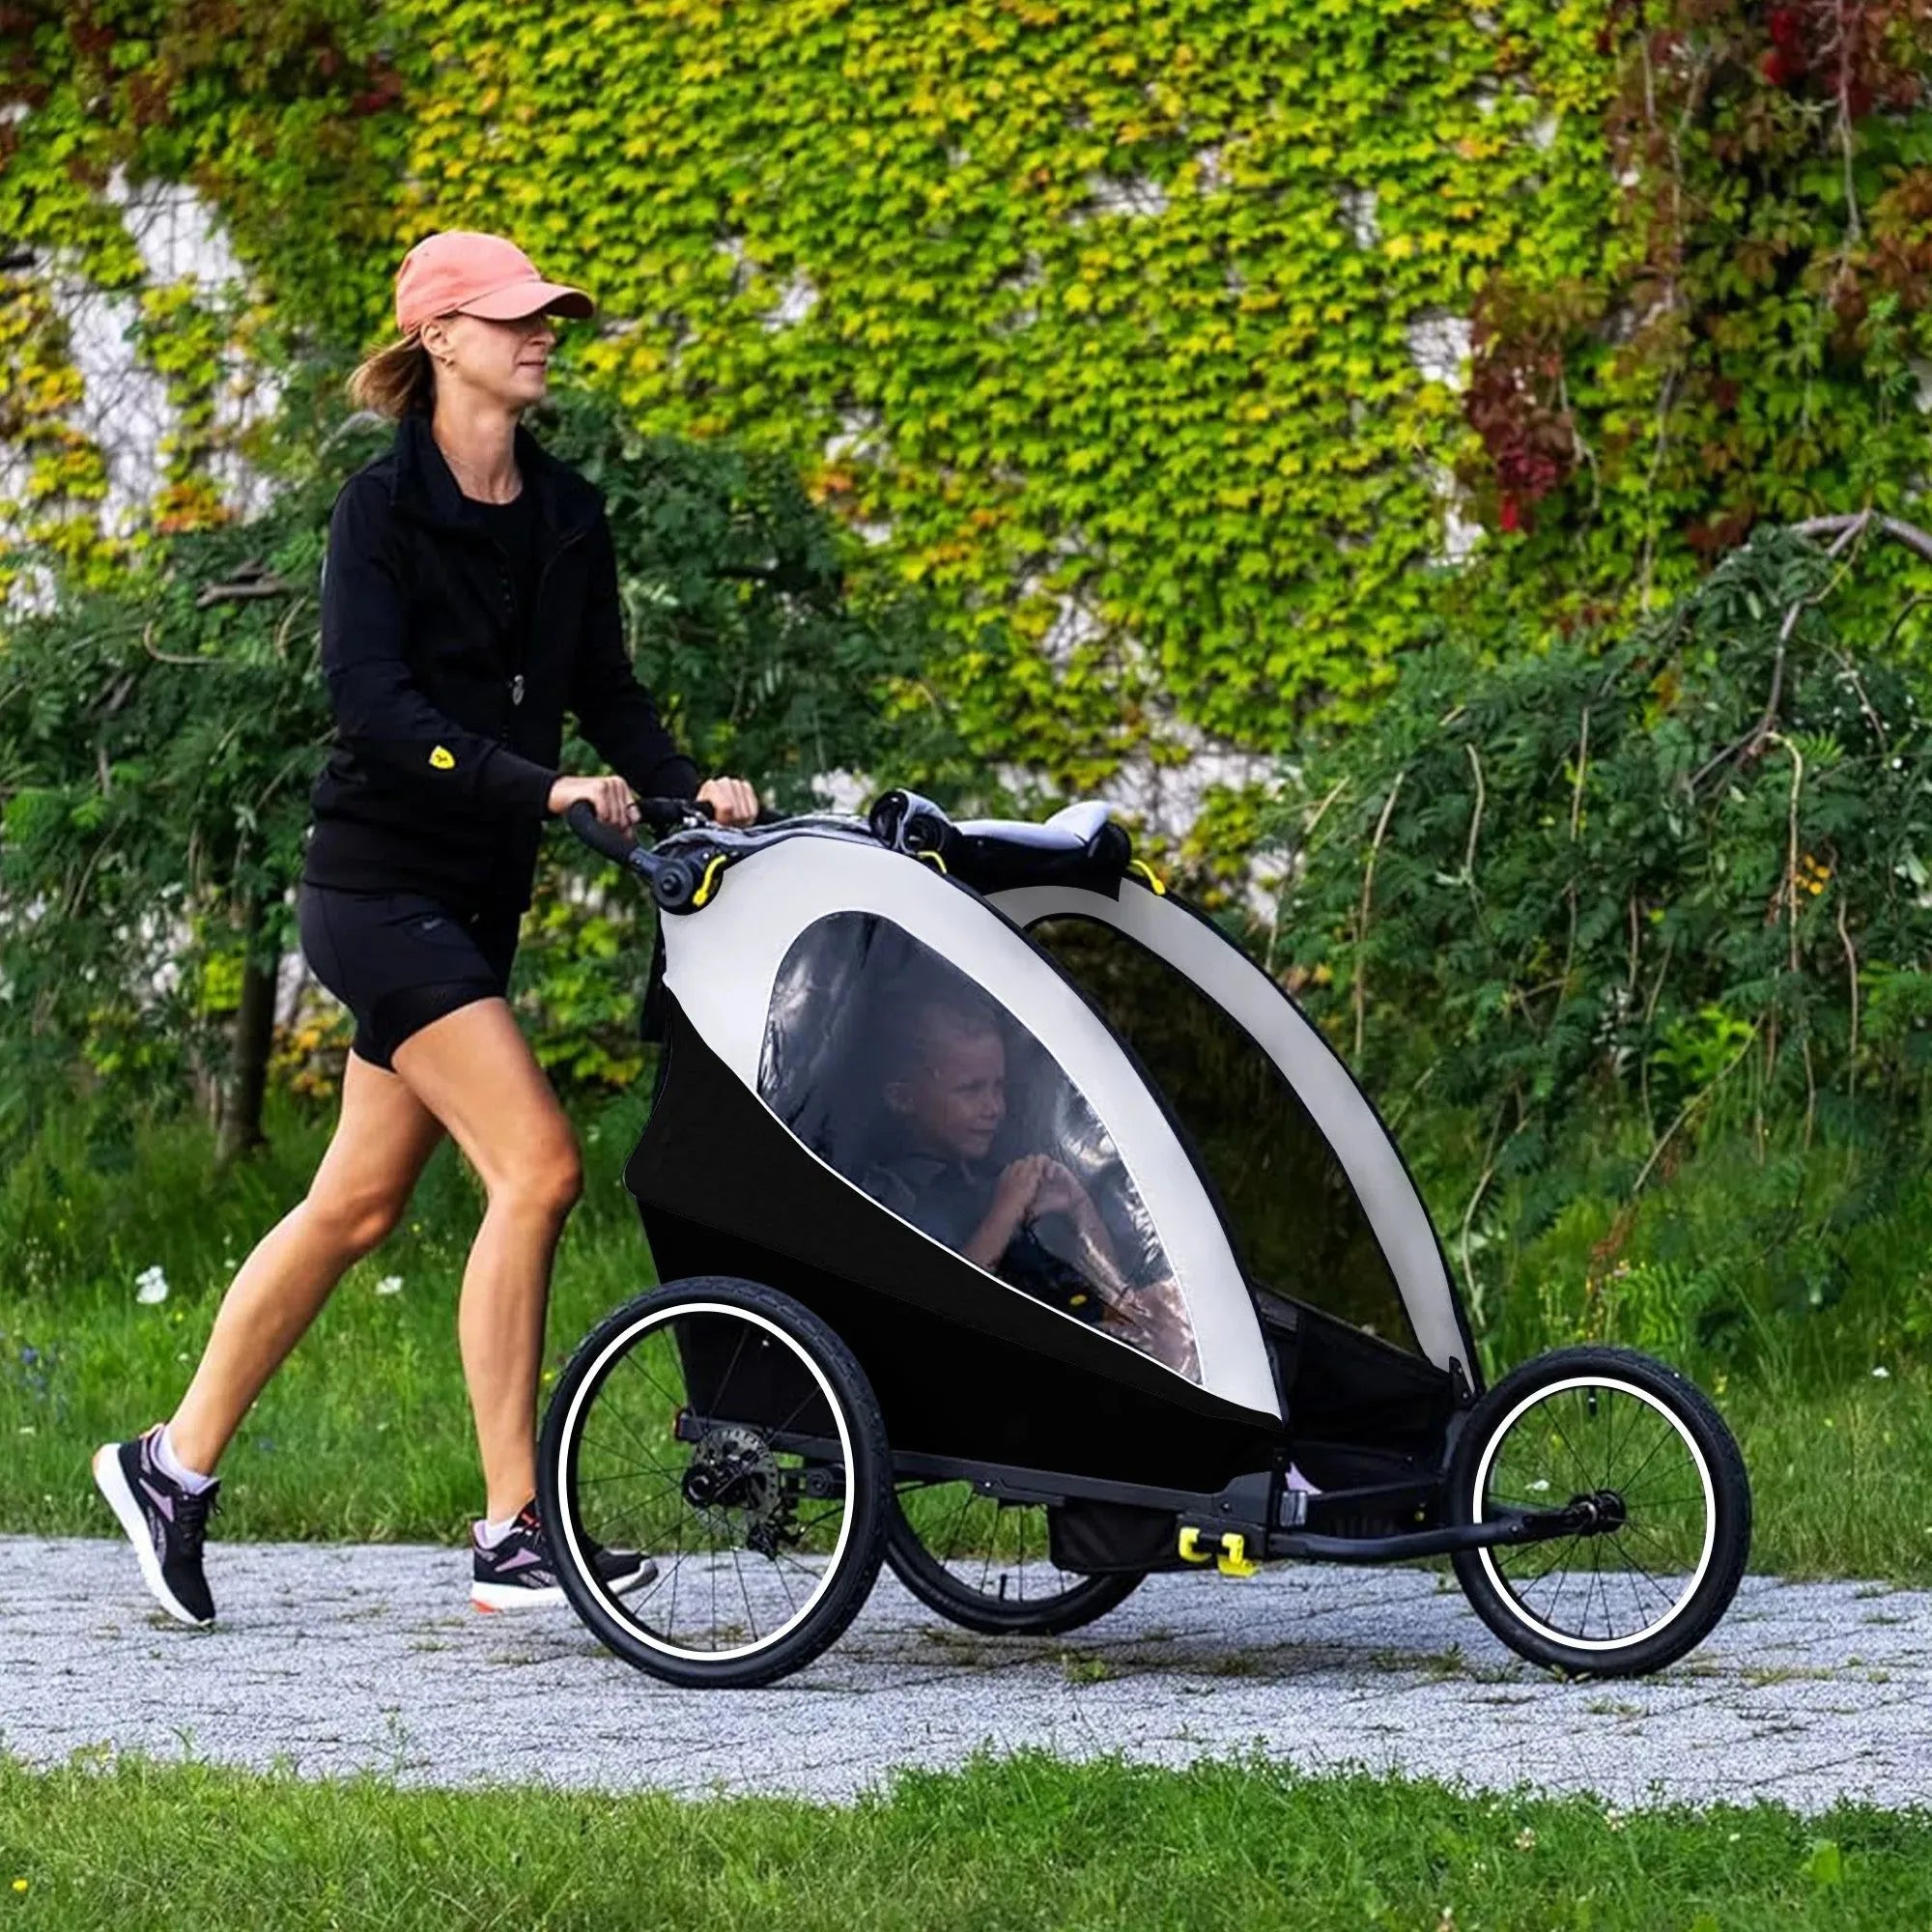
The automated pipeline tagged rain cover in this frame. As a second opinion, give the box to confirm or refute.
[757,911,1200,1380]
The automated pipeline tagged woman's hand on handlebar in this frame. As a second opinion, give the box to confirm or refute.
[547,774,639,828]
[697,775,759,827]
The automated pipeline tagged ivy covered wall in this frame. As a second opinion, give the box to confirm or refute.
[4,0,1930,800]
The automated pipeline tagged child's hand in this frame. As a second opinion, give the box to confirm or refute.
[991,1154,1050,1222]
[1029,1159,1092,1220]
[960,1156,1050,1271]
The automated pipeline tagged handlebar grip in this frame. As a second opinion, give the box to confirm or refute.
[564,799,641,867]
[639,794,714,833]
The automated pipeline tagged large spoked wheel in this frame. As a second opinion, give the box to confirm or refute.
[537,1276,890,1689]
[1447,1344,1750,1678]
[885,1478,1143,1636]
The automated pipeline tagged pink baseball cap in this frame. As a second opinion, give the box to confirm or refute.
[394,231,595,336]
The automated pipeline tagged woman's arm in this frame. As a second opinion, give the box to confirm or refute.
[567,512,700,804]
[320,476,557,816]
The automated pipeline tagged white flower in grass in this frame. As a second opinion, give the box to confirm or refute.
[1872,1366,1891,1378]
[134,1265,169,1305]
[375,1275,404,1296]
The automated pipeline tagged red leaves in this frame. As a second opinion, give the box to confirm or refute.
[348,54,404,118]
[1462,279,1598,538]
[1766,6,1807,53]
[1748,0,1932,107]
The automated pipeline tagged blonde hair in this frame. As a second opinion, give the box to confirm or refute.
[345,330,435,419]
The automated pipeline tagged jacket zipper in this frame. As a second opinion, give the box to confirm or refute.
[491,521,586,740]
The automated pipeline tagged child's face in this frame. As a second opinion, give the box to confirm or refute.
[891,1025,1007,1161]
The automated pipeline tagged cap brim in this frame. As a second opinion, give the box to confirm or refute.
[457,279,596,322]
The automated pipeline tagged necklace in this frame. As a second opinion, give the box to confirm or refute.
[436,433,523,505]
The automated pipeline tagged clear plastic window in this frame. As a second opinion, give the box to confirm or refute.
[757,911,1200,1379]
[1029,916,1416,1352]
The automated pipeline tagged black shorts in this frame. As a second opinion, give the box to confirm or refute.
[296,883,521,1072]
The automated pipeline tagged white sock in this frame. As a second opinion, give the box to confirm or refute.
[474,1514,520,1548]
[155,1422,216,1494]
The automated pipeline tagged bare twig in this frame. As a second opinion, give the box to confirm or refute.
[1766,729,1806,976]
[1641,933,1676,1028]
[1837,895,1860,1095]
[140,620,214,668]
[1630,1018,1762,1201]
[1788,510,1932,567]
[1689,515,1868,792]
[1880,592,1932,660]
[1299,777,1350,843]
[1457,1101,1517,1313]
[1352,771,1406,1063]
[271,592,315,661]
[1463,740,1486,884]
[193,577,293,609]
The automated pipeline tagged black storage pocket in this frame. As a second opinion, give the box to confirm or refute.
[1047,1498,1178,1575]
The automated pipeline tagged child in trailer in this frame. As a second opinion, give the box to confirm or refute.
[859,991,1199,1378]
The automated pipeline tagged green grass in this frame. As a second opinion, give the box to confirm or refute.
[0,1747,1923,1931]
[8,1086,1932,1579]
[2,1085,666,1546]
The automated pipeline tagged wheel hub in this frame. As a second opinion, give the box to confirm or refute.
[682,1424,796,1555]
[1570,1487,1628,1533]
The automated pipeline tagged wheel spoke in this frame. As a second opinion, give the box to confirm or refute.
[1476,1371,1725,1654]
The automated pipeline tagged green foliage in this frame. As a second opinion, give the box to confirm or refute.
[0,1,415,582]
[1268,525,1932,1294]
[0,478,334,1138]
[9,2,1932,788]
[0,380,966,1139]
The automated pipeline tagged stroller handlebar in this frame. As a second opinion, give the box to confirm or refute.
[561,797,711,891]
[566,785,1139,908]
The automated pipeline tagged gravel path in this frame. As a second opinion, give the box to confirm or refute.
[9,1536,1931,1813]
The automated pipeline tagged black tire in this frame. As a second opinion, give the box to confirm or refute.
[537,1275,890,1689]
[884,1480,1144,1636]
[1447,1344,1750,1678]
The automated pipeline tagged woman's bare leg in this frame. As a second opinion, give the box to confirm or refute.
[168,1052,448,1475]
[388,996,582,1523]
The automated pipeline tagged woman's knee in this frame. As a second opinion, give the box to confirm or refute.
[303,1183,407,1260]
[490,1139,582,1221]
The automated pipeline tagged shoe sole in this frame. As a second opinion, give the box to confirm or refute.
[472,1556,657,1613]
[90,1442,213,1629]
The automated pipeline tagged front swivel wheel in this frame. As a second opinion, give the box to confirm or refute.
[1447,1344,1750,1678]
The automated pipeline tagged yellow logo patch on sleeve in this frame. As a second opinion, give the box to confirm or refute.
[429,746,455,770]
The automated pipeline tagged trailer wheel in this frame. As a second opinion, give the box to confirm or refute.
[885,1479,1143,1636]
[538,1276,890,1688]
[1447,1344,1750,1678]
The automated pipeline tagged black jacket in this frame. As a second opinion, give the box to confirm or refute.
[299,408,698,914]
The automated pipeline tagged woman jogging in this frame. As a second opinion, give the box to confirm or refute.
[92,230,759,1627]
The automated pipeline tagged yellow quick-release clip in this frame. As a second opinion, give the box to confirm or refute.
[1177,1525,1261,1576]
[1214,1532,1261,1578]
[1126,858,1166,895]
[916,849,949,875]
[691,854,729,909]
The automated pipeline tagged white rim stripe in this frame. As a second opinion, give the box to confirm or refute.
[552,1300,859,1665]
[1472,1375,1717,1654]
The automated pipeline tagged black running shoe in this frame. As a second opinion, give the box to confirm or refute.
[91,1423,220,1628]
[471,1499,656,1612]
